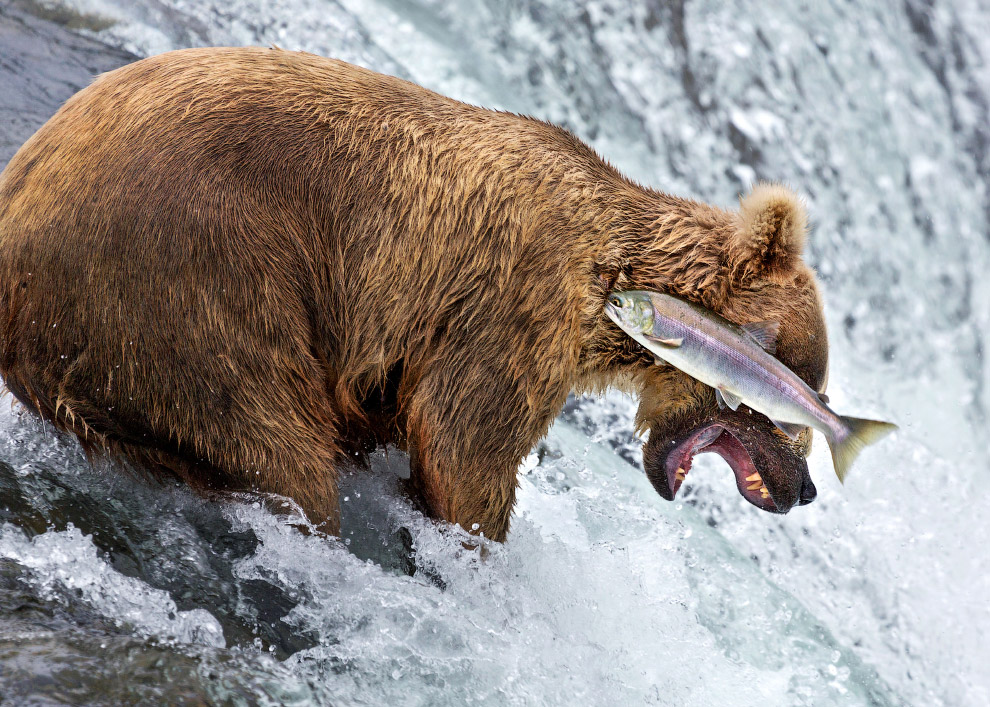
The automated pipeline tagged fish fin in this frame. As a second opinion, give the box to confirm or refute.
[715,388,742,411]
[714,390,726,410]
[740,320,780,354]
[646,335,683,348]
[654,355,665,366]
[772,420,805,440]
[828,416,898,484]
[818,392,830,404]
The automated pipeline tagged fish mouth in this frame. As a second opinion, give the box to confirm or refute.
[659,423,781,512]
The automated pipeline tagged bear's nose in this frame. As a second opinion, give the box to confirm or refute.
[798,475,817,505]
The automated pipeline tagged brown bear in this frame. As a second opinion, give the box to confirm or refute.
[0,48,826,542]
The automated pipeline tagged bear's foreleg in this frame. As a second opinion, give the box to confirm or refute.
[404,361,563,542]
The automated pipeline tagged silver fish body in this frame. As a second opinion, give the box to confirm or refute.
[605,290,895,482]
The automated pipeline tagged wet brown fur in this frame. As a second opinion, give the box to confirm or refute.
[0,48,827,541]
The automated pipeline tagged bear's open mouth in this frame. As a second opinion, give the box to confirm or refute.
[663,424,779,512]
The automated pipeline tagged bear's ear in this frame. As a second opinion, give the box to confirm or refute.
[728,183,808,282]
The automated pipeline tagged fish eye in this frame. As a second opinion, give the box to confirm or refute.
[608,295,623,308]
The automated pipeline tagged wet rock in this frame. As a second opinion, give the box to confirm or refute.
[0,0,136,167]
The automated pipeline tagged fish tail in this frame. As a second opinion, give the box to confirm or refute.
[828,416,898,483]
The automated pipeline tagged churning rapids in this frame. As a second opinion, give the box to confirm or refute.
[1,0,989,704]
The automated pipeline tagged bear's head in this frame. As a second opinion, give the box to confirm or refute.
[601,183,827,513]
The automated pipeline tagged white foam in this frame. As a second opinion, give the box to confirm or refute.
[0,523,225,647]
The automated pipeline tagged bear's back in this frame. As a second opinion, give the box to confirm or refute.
[0,47,469,256]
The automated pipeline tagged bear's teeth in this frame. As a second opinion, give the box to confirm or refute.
[760,486,769,498]
[675,468,686,481]
[745,472,762,482]
[747,481,762,491]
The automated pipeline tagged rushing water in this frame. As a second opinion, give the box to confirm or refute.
[1,0,988,704]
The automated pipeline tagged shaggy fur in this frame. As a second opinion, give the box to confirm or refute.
[0,48,828,541]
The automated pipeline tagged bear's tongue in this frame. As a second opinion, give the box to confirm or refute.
[665,425,778,511]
